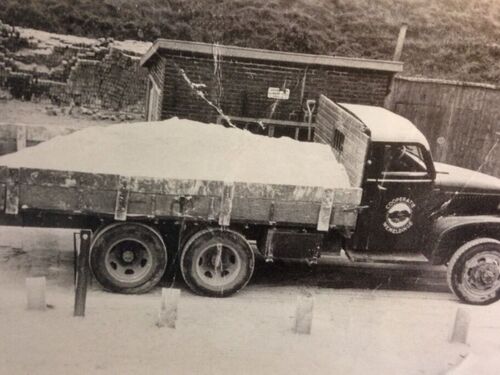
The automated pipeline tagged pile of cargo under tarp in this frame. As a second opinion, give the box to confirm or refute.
[0,118,350,189]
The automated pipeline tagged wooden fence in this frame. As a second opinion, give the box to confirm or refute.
[386,77,500,178]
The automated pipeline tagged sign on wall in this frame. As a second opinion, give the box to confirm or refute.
[267,87,290,100]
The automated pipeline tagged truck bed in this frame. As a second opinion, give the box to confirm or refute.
[0,166,361,231]
[0,119,362,231]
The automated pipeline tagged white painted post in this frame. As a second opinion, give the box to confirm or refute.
[157,288,180,328]
[26,277,46,311]
[16,125,27,151]
[294,291,314,334]
[450,308,471,344]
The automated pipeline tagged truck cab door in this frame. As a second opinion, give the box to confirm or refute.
[354,142,436,253]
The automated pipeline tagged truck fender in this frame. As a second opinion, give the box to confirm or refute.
[428,216,500,265]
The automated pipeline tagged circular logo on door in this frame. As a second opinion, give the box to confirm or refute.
[383,197,416,234]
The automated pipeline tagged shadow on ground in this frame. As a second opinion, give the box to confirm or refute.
[251,258,449,294]
[159,257,450,296]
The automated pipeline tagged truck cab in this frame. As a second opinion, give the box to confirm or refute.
[314,96,500,304]
[338,103,439,254]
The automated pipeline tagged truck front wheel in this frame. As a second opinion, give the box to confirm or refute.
[90,223,168,294]
[447,238,500,305]
[180,228,255,297]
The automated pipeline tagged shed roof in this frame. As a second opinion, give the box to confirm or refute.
[339,103,430,149]
[140,39,403,73]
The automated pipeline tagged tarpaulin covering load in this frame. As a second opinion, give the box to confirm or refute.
[0,118,351,189]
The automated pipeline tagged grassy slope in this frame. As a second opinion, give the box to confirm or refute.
[1,0,499,83]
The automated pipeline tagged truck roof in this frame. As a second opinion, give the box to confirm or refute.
[339,103,430,150]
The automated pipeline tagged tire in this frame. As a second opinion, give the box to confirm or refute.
[90,222,167,294]
[180,228,255,297]
[447,238,500,305]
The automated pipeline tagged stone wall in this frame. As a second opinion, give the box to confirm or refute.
[0,20,149,117]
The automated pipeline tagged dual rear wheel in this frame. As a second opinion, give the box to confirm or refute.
[89,223,254,296]
[90,223,168,294]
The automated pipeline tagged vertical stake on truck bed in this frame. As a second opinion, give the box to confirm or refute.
[74,230,92,317]
[219,182,234,226]
[114,176,131,221]
[317,188,334,231]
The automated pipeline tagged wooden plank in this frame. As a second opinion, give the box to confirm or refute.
[19,185,116,214]
[20,168,119,191]
[274,201,320,224]
[133,177,224,196]
[333,188,363,204]
[231,198,321,225]
[127,192,156,217]
[234,182,324,201]
[153,194,217,219]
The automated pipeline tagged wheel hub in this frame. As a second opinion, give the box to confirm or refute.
[476,264,499,286]
[466,253,500,292]
[122,250,136,263]
[195,243,241,287]
[104,238,153,284]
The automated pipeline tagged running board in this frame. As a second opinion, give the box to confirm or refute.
[344,250,429,265]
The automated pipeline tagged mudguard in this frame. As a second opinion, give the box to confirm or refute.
[425,215,500,265]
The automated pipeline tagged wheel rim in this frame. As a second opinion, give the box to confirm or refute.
[195,243,242,287]
[462,251,500,298]
[104,238,153,284]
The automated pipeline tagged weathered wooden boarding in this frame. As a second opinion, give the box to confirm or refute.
[0,166,362,231]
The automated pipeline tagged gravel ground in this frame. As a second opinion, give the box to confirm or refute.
[2,232,500,375]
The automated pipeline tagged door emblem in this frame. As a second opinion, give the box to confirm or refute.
[383,197,416,234]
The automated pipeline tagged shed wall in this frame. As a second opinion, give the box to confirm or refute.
[155,53,393,124]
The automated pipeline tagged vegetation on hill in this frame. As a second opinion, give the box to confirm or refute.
[1,0,499,83]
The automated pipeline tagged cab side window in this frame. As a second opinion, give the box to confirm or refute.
[382,144,428,176]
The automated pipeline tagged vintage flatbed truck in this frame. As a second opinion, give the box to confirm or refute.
[0,95,500,304]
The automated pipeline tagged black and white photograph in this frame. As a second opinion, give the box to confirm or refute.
[0,0,499,374]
